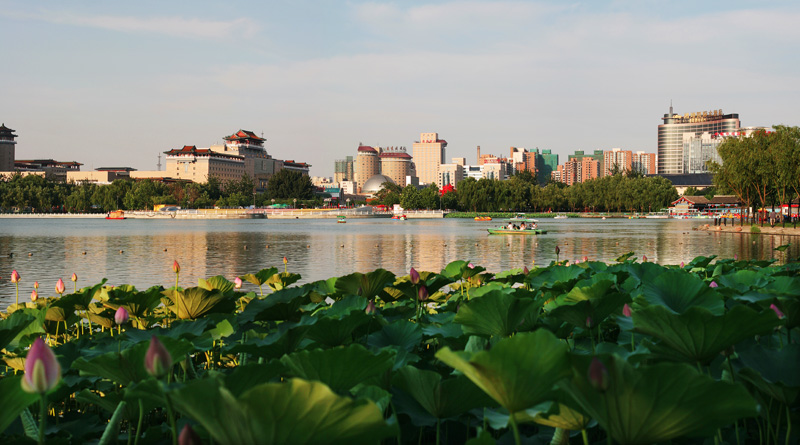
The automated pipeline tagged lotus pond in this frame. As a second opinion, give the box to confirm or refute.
[1,255,798,444]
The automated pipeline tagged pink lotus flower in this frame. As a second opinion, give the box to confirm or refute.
[585,316,593,328]
[55,278,65,295]
[70,273,77,282]
[642,255,648,263]
[145,336,173,378]
[10,270,20,283]
[588,357,609,392]
[523,266,529,275]
[418,285,429,301]
[709,281,718,288]
[365,300,377,315]
[234,277,243,289]
[409,267,420,285]
[115,307,129,325]
[21,337,61,394]
[172,260,180,274]
[467,262,475,269]
[680,261,685,268]
[30,290,38,302]
[583,256,589,262]
[734,254,738,261]
[622,303,632,317]
[770,303,785,319]
[179,424,202,445]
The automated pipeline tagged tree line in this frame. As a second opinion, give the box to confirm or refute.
[711,125,800,222]
[372,170,678,213]
[0,169,316,212]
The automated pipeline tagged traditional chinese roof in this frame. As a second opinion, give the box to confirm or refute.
[97,167,137,172]
[223,129,265,143]
[164,145,244,160]
[283,160,311,168]
[357,145,377,153]
[379,151,412,159]
[0,123,17,138]
[671,195,741,206]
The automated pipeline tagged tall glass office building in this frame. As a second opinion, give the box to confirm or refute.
[658,106,739,174]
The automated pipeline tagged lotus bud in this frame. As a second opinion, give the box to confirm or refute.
[145,336,173,378]
[467,262,475,269]
[555,246,560,255]
[523,266,529,275]
[585,316,593,328]
[283,256,288,265]
[680,261,685,268]
[21,337,61,394]
[115,307,129,325]
[179,424,202,445]
[709,281,718,288]
[588,357,609,392]
[642,255,648,263]
[172,260,180,274]
[734,254,738,261]
[622,303,632,317]
[770,303,785,319]
[55,278,65,295]
[34,281,39,289]
[70,273,78,282]
[30,289,38,302]
[409,267,420,285]
[11,270,21,283]
[583,256,588,262]
[418,285,429,301]
[234,276,243,289]
[365,300,377,315]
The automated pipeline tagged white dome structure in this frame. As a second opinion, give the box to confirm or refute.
[361,174,395,195]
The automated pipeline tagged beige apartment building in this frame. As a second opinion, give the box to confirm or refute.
[164,145,245,184]
[354,145,380,193]
[603,148,633,176]
[412,132,447,185]
[438,163,464,189]
[379,147,412,187]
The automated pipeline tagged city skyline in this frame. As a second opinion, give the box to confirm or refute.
[2,1,799,177]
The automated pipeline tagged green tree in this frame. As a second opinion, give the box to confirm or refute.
[400,185,422,209]
[266,169,314,200]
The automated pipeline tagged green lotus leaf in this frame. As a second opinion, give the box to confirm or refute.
[368,320,422,352]
[736,341,800,405]
[441,260,485,281]
[454,289,541,338]
[72,336,194,385]
[265,272,302,291]
[687,255,717,269]
[546,279,628,328]
[392,366,494,419]
[162,287,234,320]
[280,344,395,392]
[560,354,758,444]
[224,316,316,360]
[633,305,781,364]
[0,311,37,351]
[105,285,164,321]
[614,251,635,262]
[237,285,313,323]
[514,402,591,430]
[351,385,392,413]
[633,270,723,315]
[87,308,116,329]
[223,362,287,397]
[715,269,769,295]
[306,310,372,347]
[770,297,800,330]
[527,264,588,293]
[169,377,397,445]
[335,269,396,302]
[240,267,279,287]
[0,376,39,435]
[436,329,570,414]
[199,275,236,293]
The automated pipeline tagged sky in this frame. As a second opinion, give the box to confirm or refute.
[2,0,799,177]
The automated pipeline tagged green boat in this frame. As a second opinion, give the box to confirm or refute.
[487,228,548,235]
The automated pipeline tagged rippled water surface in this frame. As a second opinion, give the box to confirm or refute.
[1,217,798,305]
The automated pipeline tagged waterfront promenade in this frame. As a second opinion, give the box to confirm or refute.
[0,208,447,219]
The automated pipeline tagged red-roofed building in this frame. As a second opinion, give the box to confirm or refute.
[210,129,278,189]
[164,145,245,184]
[355,143,380,193]
[379,147,412,187]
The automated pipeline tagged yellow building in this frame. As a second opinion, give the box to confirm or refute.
[379,147,411,187]
[354,145,380,193]
[163,145,245,184]
[412,132,447,186]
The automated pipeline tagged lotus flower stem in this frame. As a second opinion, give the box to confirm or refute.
[508,412,521,445]
[436,418,441,445]
[159,383,178,445]
[785,404,791,445]
[38,394,47,445]
[581,429,589,445]
[134,399,144,445]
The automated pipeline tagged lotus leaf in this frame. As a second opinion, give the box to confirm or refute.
[162,287,234,320]
[436,329,570,414]
[0,376,39,435]
[225,316,316,360]
[633,270,723,315]
[736,341,800,406]
[280,344,395,392]
[199,275,236,293]
[560,354,758,444]
[0,311,37,351]
[633,305,781,364]
[265,271,301,291]
[334,269,396,302]
[454,289,540,337]
[169,377,397,445]
[307,310,372,347]
[392,365,494,420]
[527,264,587,294]
[514,402,591,430]
[240,267,279,287]
[237,285,313,323]
[546,279,628,328]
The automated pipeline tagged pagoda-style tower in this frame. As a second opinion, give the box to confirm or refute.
[0,123,18,172]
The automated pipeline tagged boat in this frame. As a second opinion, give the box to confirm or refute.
[474,216,492,221]
[105,210,126,220]
[507,213,539,223]
[553,214,568,219]
[645,211,670,219]
[488,228,548,235]
[392,215,407,221]
[337,215,346,224]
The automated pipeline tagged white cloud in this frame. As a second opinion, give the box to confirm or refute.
[3,9,259,39]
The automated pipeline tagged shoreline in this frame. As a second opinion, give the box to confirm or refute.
[696,223,800,236]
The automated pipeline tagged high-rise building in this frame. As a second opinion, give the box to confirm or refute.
[210,129,281,190]
[379,146,412,187]
[632,151,657,175]
[510,147,536,175]
[0,123,18,172]
[603,148,633,176]
[412,132,447,185]
[536,149,558,185]
[334,156,354,185]
[354,144,380,193]
[658,106,739,174]
[438,163,465,189]
[559,157,600,185]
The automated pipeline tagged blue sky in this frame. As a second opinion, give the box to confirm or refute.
[2,1,798,176]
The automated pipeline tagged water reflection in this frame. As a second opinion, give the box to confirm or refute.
[1,218,798,306]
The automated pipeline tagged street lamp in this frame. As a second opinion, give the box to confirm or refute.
[293,198,297,209]
[346,198,351,208]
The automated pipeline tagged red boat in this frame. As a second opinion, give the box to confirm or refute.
[105,210,126,220]
[391,215,407,220]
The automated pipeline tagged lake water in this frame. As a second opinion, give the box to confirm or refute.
[1,217,798,306]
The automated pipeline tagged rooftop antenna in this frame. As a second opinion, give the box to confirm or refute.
[157,154,162,171]
[669,100,673,116]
